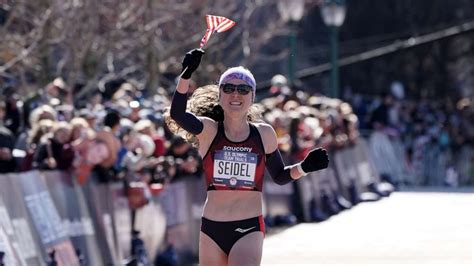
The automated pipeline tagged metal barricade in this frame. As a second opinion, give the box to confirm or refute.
[1,137,469,264]
[0,173,45,265]
[332,149,358,202]
[263,172,295,221]
[369,131,404,184]
[40,171,104,265]
[456,146,474,186]
[81,174,128,263]
[0,171,79,265]
[0,193,38,265]
[299,165,340,222]
[79,172,167,264]
[156,176,206,264]
[350,138,382,190]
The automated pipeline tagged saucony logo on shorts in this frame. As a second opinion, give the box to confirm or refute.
[235,226,256,233]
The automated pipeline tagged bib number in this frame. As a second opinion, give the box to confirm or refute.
[213,150,257,189]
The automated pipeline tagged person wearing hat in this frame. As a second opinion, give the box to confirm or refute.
[22,77,67,129]
[168,49,329,266]
[32,121,74,170]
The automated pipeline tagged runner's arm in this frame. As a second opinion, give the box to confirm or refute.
[265,149,301,185]
[259,123,304,185]
[170,78,204,135]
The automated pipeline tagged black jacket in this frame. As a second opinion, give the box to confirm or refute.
[0,126,16,173]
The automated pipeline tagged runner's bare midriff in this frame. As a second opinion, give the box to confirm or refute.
[203,190,263,221]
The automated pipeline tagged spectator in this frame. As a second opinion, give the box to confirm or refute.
[370,92,394,130]
[22,78,66,128]
[13,105,57,164]
[69,117,97,184]
[0,102,16,173]
[103,109,121,136]
[16,119,55,172]
[70,117,95,164]
[78,108,98,129]
[165,136,201,182]
[91,129,121,182]
[121,132,156,181]
[1,86,21,135]
[33,121,74,170]
[86,89,104,113]
[74,130,120,184]
[134,119,166,158]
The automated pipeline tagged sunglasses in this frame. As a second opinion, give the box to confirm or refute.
[220,84,253,95]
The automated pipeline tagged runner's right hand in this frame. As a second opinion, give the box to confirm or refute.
[181,49,205,79]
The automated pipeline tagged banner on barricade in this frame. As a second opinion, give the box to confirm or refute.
[40,171,104,265]
[81,173,130,263]
[16,171,79,265]
[0,202,25,265]
[0,173,45,265]
[0,226,22,265]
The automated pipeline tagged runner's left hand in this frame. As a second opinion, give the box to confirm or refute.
[301,148,329,173]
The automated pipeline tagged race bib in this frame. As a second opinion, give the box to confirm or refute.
[213,150,257,188]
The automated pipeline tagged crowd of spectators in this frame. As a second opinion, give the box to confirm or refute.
[1,75,473,187]
[348,89,474,186]
[1,75,472,265]
[0,76,364,187]
[0,78,200,190]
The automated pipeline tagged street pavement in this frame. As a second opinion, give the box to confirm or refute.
[261,188,474,265]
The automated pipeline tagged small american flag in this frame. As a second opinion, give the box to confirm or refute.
[200,15,236,48]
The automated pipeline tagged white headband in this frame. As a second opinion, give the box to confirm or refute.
[218,66,256,93]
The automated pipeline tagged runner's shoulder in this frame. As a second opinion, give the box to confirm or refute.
[253,122,277,138]
[253,122,278,153]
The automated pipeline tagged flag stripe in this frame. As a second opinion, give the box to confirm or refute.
[216,20,235,33]
[200,29,212,48]
[200,15,236,48]
[210,15,216,28]
[212,16,219,29]
[206,15,213,28]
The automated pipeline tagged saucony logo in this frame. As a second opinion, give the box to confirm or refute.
[223,146,252,152]
[234,226,256,233]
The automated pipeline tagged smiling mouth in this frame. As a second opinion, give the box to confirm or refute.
[230,101,242,106]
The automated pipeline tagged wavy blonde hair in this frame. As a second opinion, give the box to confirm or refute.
[165,84,263,147]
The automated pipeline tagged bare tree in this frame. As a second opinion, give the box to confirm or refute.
[1,0,317,98]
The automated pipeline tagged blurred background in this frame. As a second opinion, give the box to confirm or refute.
[0,0,473,265]
[1,0,473,98]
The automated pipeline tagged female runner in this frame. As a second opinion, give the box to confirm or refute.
[169,49,329,266]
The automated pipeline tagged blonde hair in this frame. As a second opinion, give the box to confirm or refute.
[28,119,55,146]
[165,84,262,147]
[29,105,57,127]
[70,117,89,128]
[134,119,155,133]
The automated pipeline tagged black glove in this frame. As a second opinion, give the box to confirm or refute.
[181,48,205,79]
[301,148,329,173]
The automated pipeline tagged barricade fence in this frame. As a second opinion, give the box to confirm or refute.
[0,133,472,264]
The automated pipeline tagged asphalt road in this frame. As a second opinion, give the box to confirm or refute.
[261,189,474,266]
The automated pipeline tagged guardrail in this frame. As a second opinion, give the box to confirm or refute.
[0,132,472,264]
